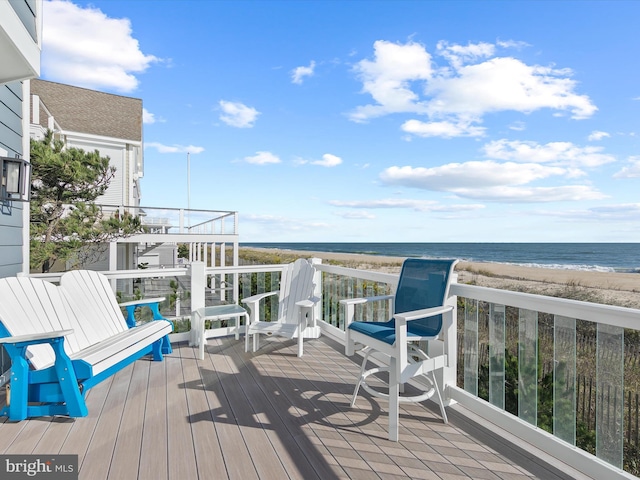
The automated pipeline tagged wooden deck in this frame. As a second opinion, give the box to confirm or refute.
[0,336,585,480]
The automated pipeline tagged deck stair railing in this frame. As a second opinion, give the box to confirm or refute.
[19,260,640,480]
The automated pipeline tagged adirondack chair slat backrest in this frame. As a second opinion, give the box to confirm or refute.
[277,259,315,323]
[59,270,129,348]
[0,277,77,370]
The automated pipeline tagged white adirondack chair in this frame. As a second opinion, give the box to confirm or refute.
[242,258,321,357]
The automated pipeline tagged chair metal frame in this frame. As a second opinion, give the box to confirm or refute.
[343,258,458,441]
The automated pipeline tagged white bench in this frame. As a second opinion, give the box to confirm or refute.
[0,270,173,421]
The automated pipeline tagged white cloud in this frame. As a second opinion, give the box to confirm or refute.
[312,154,342,167]
[508,121,526,131]
[538,203,640,221]
[425,58,596,120]
[483,140,615,168]
[613,156,640,178]
[401,119,485,138]
[333,211,376,220]
[143,108,157,124]
[329,198,485,212]
[588,130,610,141]
[291,61,316,84]
[244,214,330,230]
[455,185,607,202]
[379,161,606,202]
[244,151,281,165]
[349,40,597,137]
[381,162,566,190]
[145,142,204,154]
[350,40,433,122]
[436,40,495,68]
[42,0,158,92]
[219,100,260,128]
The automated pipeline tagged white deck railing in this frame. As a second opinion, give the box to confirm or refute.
[23,260,640,479]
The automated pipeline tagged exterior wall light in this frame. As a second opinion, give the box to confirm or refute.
[1,156,31,202]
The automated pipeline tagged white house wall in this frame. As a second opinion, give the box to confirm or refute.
[62,133,140,208]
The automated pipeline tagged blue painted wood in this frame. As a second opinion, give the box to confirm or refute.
[0,273,173,421]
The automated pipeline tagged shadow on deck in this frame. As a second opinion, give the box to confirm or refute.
[0,336,583,479]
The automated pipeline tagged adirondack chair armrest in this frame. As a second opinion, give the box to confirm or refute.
[241,290,278,306]
[0,329,74,345]
[295,296,321,308]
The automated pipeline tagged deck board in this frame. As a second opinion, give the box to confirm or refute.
[108,359,150,479]
[0,336,584,480]
[179,343,226,478]
[139,354,169,480]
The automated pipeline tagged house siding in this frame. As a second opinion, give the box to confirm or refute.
[0,81,25,279]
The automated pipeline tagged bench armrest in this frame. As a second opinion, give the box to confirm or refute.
[119,297,167,327]
[0,329,74,345]
[119,297,166,308]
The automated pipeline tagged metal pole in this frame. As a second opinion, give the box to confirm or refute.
[187,152,191,228]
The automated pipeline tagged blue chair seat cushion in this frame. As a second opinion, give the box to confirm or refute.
[348,316,442,345]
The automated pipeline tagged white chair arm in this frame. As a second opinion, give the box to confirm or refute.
[296,296,321,308]
[241,290,278,306]
[394,305,454,324]
[0,329,74,345]
[340,294,393,306]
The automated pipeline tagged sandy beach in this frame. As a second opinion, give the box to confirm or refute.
[240,247,640,309]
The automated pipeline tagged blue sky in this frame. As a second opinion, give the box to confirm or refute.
[39,0,640,242]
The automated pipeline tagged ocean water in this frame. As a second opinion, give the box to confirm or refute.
[241,243,640,274]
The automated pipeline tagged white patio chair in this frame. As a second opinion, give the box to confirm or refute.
[242,258,321,357]
[343,258,458,441]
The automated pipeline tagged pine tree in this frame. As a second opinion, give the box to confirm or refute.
[30,130,143,272]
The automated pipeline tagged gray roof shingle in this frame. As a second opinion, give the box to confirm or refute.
[30,79,142,142]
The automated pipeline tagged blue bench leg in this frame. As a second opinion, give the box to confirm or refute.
[152,339,164,361]
[7,355,29,421]
[161,334,172,355]
[51,339,88,418]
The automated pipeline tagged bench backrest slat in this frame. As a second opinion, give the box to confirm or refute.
[0,277,75,370]
[59,270,128,347]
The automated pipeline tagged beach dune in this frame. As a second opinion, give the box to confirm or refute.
[240,247,640,309]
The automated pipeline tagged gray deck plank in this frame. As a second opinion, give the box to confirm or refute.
[179,344,227,479]
[139,353,169,480]
[210,338,291,480]
[108,359,151,480]
[230,339,349,479]
[197,340,259,480]
[226,338,339,480]
[166,350,198,480]
[80,364,134,480]
[0,337,585,480]
[58,373,114,465]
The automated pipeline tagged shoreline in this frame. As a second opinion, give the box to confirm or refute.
[239,247,640,309]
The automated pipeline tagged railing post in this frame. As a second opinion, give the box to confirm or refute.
[191,261,206,314]
[440,274,458,406]
[179,209,184,233]
[310,258,323,337]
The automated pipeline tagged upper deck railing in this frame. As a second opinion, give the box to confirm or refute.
[95,204,239,236]
[24,260,640,479]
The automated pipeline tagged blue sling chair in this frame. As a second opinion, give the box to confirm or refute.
[343,258,458,441]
